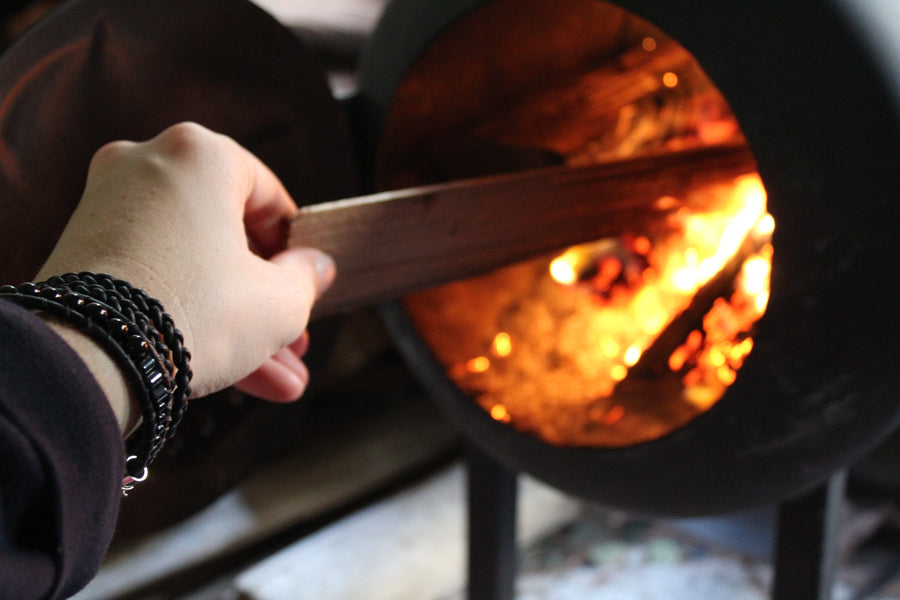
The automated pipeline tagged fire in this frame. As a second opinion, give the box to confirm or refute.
[490,404,512,422]
[391,7,776,448]
[492,332,513,357]
[598,404,625,425]
[549,254,579,285]
[408,174,774,447]
[623,344,642,366]
[602,338,620,357]
[662,72,679,88]
[466,356,491,373]
[740,254,772,297]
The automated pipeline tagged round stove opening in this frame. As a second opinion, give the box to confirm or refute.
[376,0,773,448]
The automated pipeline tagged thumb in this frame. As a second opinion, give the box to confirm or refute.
[269,247,337,301]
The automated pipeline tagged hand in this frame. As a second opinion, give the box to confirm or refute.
[36,122,335,418]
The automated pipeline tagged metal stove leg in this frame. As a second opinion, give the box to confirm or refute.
[771,470,847,600]
[467,447,518,600]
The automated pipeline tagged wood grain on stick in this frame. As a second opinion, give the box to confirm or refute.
[290,144,757,317]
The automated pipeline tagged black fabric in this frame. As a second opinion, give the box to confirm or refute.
[0,299,122,599]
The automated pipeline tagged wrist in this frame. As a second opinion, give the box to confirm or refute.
[0,274,192,494]
[42,317,141,435]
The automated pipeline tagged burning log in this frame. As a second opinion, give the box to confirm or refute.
[614,218,773,424]
[464,36,725,158]
[626,223,769,381]
[290,143,756,317]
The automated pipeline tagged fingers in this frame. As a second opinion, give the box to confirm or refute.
[63,122,338,402]
[234,140,298,258]
[233,347,310,402]
[234,250,333,402]
[234,332,312,402]
[290,330,311,357]
[177,123,298,258]
[251,246,334,362]
[125,122,297,258]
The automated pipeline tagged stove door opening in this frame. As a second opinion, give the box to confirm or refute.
[377,0,775,448]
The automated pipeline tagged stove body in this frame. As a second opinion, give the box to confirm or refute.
[355,0,900,516]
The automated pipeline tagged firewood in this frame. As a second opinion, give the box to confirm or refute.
[465,37,704,156]
[290,144,757,317]
[626,231,766,380]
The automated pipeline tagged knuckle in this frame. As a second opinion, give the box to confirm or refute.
[91,139,136,167]
[153,121,213,159]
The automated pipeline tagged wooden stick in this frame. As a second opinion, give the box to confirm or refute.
[290,144,757,317]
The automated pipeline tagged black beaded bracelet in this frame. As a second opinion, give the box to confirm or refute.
[0,273,192,495]
[41,273,192,435]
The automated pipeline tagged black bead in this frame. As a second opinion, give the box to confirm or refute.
[127,335,149,354]
[84,302,108,319]
[17,282,40,295]
[108,317,130,338]
[59,292,86,308]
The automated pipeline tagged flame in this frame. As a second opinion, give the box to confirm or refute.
[739,256,771,297]
[755,213,775,237]
[398,19,775,449]
[602,338,620,357]
[623,344,642,366]
[421,173,774,448]
[549,254,579,285]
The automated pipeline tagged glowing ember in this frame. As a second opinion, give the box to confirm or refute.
[466,356,491,373]
[492,332,513,357]
[623,345,642,366]
[490,404,512,422]
[549,255,579,285]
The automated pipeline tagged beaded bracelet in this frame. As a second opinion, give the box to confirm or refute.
[0,273,192,495]
[42,273,192,435]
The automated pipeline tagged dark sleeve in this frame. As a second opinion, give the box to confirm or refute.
[0,299,124,600]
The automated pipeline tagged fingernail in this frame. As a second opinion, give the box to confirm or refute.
[312,250,336,293]
[278,248,336,297]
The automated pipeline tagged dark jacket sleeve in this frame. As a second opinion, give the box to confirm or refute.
[0,299,123,599]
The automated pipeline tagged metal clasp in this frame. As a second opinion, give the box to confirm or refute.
[121,455,149,496]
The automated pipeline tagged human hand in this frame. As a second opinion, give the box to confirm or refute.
[36,122,335,408]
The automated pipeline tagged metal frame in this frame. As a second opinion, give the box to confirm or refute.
[466,454,847,600]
